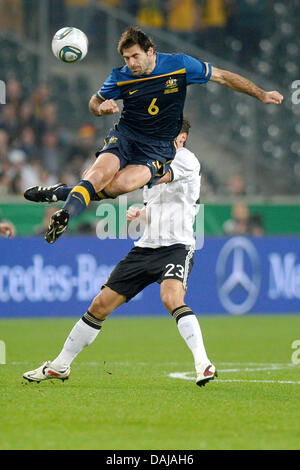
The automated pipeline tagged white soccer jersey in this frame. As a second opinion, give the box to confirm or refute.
[135,147,201,249]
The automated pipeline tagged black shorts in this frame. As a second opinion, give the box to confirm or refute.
[96,125,176,188]
[103,244,195,301]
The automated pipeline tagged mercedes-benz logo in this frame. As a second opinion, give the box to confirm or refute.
[216,237,261,315]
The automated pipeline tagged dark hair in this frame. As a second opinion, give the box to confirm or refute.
[118,26,155,54]
[180,117,191,135]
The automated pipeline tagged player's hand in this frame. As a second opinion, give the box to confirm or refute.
[98,99,120,115]
[126,206,141,221]
[0,222,15,237]
[262,91,284,105]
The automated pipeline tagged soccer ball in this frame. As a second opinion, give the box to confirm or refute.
[51,27,88,63]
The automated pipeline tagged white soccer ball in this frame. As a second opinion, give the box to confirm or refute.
[51,27,88,63]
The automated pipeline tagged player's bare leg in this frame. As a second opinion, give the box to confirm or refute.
[160,279,217,387]
[82,153,121,192]
[88,286,127,320]
[23,287,126,382]
[104,164,152,196]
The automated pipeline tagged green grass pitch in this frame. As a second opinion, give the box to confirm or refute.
[0,315,300,450]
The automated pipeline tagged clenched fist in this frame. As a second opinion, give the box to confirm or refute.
[126,206,141,221]
[0,222,15,237]
[261,91,284,105]
[98,99,120,115]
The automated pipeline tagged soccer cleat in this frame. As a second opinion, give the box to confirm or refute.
[45,209,70,244]
[24,183,66,203]
[23,361,70,383]
[196,363,218,387]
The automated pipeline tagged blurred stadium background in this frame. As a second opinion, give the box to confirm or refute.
[1,2,300,451]
[0,0,299,317]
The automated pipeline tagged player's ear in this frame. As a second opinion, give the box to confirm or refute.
[179,132,188,146]
[147,47,154,56]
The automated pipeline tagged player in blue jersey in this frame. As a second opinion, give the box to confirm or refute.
[25,26,283,243]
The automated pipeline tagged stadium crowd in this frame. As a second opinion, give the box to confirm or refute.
[83,0,268,69]
[1,0,269,72]
[0,78,100,198]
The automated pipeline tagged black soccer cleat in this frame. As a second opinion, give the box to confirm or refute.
[24,183,66,203]
[45,209,70,244]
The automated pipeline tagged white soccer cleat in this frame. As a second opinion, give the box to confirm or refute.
[23,361,70,383]
[196,363,217,387]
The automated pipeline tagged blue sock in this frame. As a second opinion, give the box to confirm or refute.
[55,186,114,201]
[55,186,73,201]
[62,180,96,219]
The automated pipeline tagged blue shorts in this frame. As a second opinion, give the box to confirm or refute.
[96,125,177,187]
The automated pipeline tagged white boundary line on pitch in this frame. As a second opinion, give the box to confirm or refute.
[169,367,300,385]
[10,361,300,366]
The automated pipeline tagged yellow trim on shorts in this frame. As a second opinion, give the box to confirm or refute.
[97,191,107,199]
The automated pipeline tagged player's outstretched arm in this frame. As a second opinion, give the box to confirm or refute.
[210,66,284,105]
[89,95,120,116]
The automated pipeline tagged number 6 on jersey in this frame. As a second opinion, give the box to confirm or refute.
[148,98,159,115]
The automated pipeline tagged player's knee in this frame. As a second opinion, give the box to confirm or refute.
[89,294,112,319]
[160,291,179,313]
[83,168,103,188]
[160,283,185,313]
[82,169,88,179]
[161,293,172,312]
[83,165,117,191]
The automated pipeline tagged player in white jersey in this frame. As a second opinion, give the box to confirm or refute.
[23,119,217,387]
[135,143,200,251]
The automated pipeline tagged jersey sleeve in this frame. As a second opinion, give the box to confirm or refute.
[170,149,200,182]
[95,69,121,101]
[182,54,211,85]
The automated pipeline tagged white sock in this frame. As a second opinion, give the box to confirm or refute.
[177,314,210,367]
[51,315,103,371]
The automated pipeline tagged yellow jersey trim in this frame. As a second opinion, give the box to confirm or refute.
[96,92,105,101]
[205,62,210,77]
[117,68,186,87]
[70,185,91,206]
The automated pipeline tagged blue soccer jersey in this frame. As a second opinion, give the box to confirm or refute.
[96,52,211,141]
